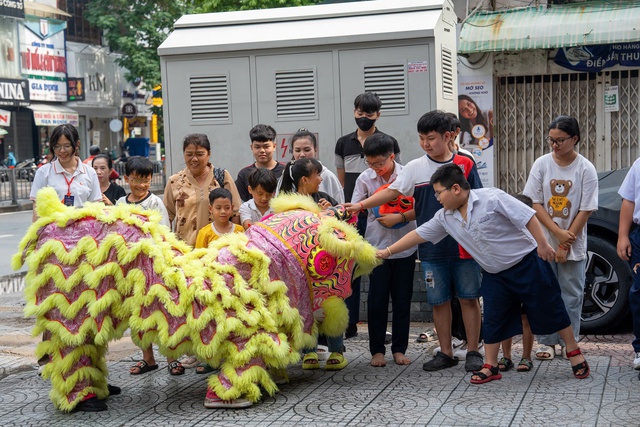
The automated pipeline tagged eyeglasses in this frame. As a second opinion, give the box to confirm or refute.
[364,156,390,169]
[434,187,451,200]
[546,136,574,146]
[127,177,152,186]
[53,145,74,152]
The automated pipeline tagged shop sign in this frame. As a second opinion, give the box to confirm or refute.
[0,109,10,126]
[555,43,640,72]
[122,102,137,119]
[0,77,30,106]
[33,110,79,127]
[68,78,85,101]
[0,0,24,18]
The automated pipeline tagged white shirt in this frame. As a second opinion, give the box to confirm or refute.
[351,162,417,258]
[523,153,598,261]
[619,157,640,223]
[416,188,537,274]
[30,157,102,207]
[116,192,171,228]
[239,199,273,225]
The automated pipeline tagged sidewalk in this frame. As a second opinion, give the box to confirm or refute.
[0,291,637,426]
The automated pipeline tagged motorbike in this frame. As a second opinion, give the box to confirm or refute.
[15,158,37,182]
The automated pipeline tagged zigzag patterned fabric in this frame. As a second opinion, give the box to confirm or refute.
[13,188,379,411]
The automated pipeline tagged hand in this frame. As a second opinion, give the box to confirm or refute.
[554,229,576,246]
[344,202,361,214]
[101,194,113,206]
[376,213,402,228]
[317,198,332,210]
[617,236,632,261]
[537,242,556,262]
[376,249,390,259]
[555,246,568,263]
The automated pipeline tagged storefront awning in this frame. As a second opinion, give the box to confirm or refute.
[459,2,640,54]
[27,104,79,127]
[24,1,71,18]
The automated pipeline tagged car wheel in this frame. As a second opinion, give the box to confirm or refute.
[581,234,632,334]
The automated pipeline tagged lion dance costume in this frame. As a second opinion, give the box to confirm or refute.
[13,188,379,412]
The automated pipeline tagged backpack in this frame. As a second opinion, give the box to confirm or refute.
[213,167,226,189]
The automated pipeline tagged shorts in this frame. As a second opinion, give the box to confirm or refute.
[421,258,481,306]
[481,250,571,344]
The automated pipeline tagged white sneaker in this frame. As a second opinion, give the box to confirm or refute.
[633,352,640,370]
[432,338,466,357]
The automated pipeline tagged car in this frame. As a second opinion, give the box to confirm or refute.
[582,168,633,334]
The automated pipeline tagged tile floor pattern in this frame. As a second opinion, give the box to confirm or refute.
[0,327,637,427]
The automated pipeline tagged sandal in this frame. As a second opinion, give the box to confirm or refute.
[417,329,438,343]
[535,345,555,360]
[325,352,348,371]
[179,355,199,368]
[196,363,216,374]
[130,360,158,375]
[302,352,320,370]
[498,356,514,372]
[566,348,590,379]
[167,360,185,376]
[470,364,502,384]
[204,388,252,409]
[423,351,459,371]
[517,358,533,372]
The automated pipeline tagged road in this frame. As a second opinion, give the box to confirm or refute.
[0,210,32,277]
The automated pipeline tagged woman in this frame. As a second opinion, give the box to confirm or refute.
[458,94,493,148]
[523,116,598,361]
[161,133,241,374]
[164,133,242,247]
[30,124,102,220]
[92,154,126,205]
[29,123,107,412]
[276,129,344,203]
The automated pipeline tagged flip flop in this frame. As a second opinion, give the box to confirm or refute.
[130,360,158,375]
[417,329,437,343]
[204,389,252,409]
[179,355,199,368]
[535,345,555,360]
[196,363,217,374]
[325,352,348,371]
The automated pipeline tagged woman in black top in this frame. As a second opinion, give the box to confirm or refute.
[93,154,126,205]
[280,158,338,209]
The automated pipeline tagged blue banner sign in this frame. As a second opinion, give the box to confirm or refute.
[555,43,640,72]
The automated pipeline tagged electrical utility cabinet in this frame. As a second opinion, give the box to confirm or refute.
[159,0,458,177]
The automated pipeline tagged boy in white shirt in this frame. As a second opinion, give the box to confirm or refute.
[239,168,276,229]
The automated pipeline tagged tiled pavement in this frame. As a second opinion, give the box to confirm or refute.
[0,290,638,426]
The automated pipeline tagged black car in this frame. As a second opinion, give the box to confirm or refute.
[582,168,633,333]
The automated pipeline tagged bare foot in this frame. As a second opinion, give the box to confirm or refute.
[393,352,411,365]
[370,353,386,367]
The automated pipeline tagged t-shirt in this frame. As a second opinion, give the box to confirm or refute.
[195,223,244,249]
[239,199,273,226]
[103,182,126,205]
[235,163,285,202]
[334,129,401,203]
[619,157,640,224]
[389,153,481,261]
[416,188,537,274]
[116,192,171,228]
[30,157,102,207]
[523,153,598,261]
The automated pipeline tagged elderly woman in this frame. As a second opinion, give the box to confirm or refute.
[164,133,242,246]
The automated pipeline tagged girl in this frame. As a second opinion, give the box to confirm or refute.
[458,94,493,148]
[280,157,338,209]
[523,116,598,361]
[92,154,125,205]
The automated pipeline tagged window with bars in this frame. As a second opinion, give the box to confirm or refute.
[189,75,230,121]
[364,64,407,112]
[275,69,317,119]
[441,47,454,100]
[57,0,101,45]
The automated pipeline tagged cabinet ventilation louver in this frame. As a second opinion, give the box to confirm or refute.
[276,69,317,118]
[364,64,407,112]
[441,47,454,100]
[190,75,230,121]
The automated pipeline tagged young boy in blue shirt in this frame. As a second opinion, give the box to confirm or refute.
[379,163,590,384]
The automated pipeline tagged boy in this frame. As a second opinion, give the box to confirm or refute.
[616,158,640,370]
[351,133,416,367]
[196,188,245,249]
[119,157,181,376]
[347,110,484,372]
[239,168,277,229]
[235,124,285,202]
[335,92,401,338]
[379,163,590,384]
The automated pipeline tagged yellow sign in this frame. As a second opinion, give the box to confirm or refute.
[152,97,163,107]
